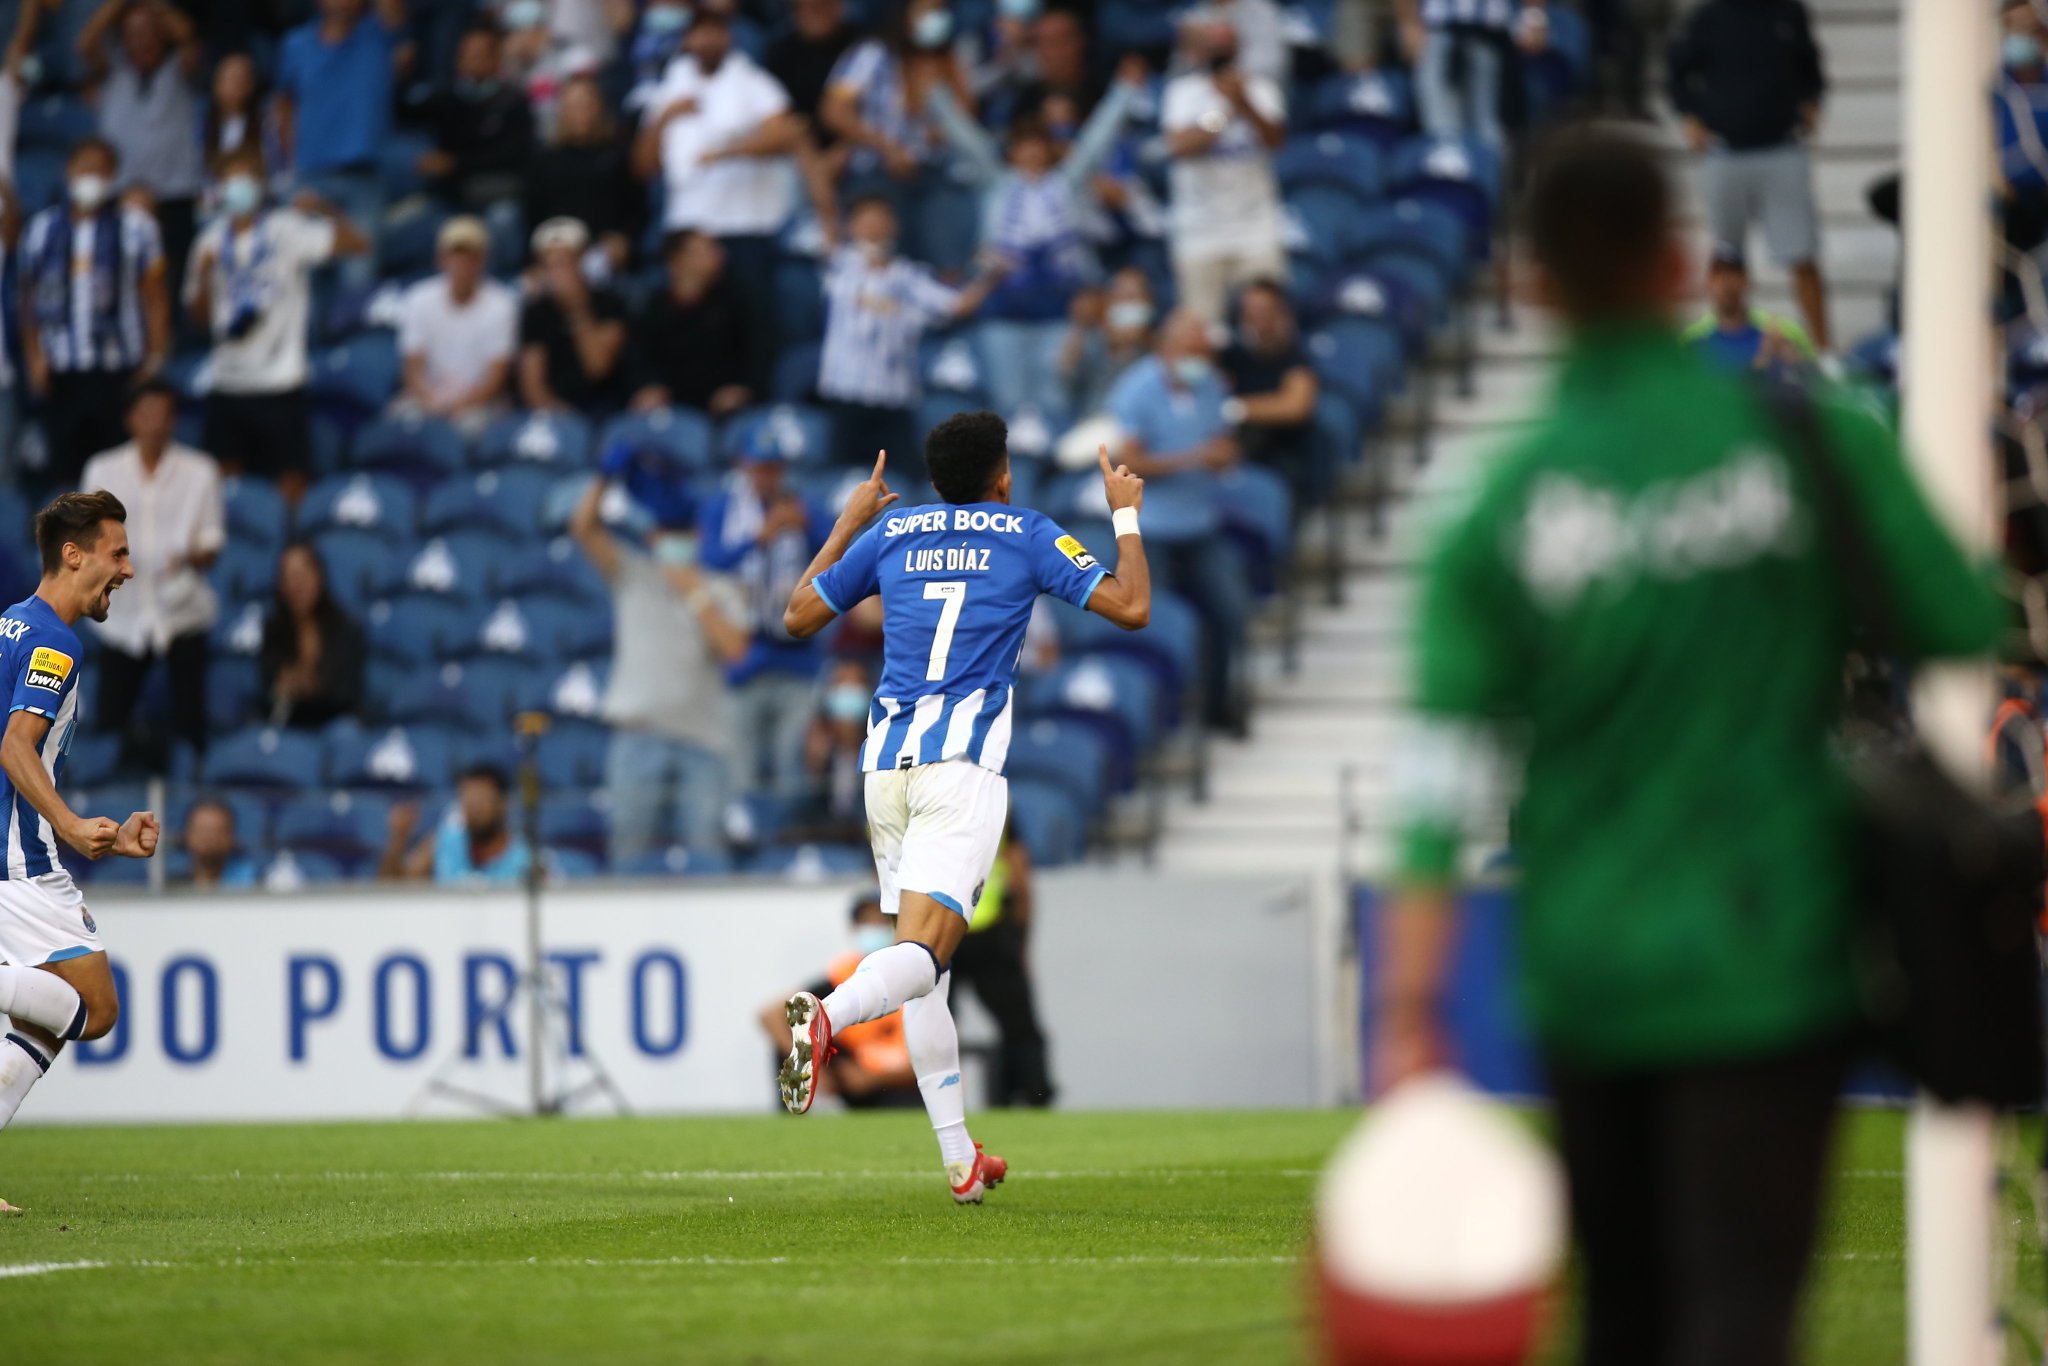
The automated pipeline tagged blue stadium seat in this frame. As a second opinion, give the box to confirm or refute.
[1390,138,1502,260]
[1054,589,1203,723]
[83,855,154,887]
[222,476,289,552]
[474,410,594,470]
[540,789,611,860]
[378,130,439,202]
[1020,653,1164,766]
[323,721,458,791]
[308,529,395,616]
[353,413,469,483]
[546,847,604,881]
[17,93,96,150]
[720,403,836,467]
[1283,184,1368,267]
[723,792,791,847]
[773,259,826,345]
[164,789,271,852]
[377,203,451,279]
[203,726,325,790]
[597,407,715,473]
[921,331,990,402]
[1306,319,1398,429]
[310,332,403,421]
[742,843,876,878]
[209,657,265,735]
[12,146,65,214]
[1345,203,1470,311]
[1007,777,1085,866]
[1275,131,1385,206]
[298,472,419,545]
[1313,387,1364,490]
[369,530,520,605]
[273,789,394,868]
[619,845,736,878]
[258,848,348,887]
[534,659,610,721]
[1096,0,1178,56]
[1004,717,1115,817]
[0,485,28,541]
[462,656,549,725]
[536,720,611,789]
[361,595,474,665]
[491,536,609,607]
[420,467,556,541]
[211,540,280,607]
[1310,267,1432,360]
[772,342,823,403]
[1522,4,1591,125]
[449,597,606,663]
[1308,68,1415,148]
[63,733,128,789]
[915,392,982,447]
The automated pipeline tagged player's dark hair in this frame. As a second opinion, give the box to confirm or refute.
[1523,123,1673,322]
[459,762,511,794]
[68,134,119,171]
[127,378,178,415]
[35,490,127,575]
[926,411,1009,504]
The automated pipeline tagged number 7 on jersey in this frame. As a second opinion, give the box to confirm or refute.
[923,581,967,681]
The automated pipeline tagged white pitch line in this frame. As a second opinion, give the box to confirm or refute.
[66,1168,1320,1185]
[0,1261,106,1278]
[0,1254,1302,1275]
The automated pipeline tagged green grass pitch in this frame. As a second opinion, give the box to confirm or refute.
[0,1109,2031,1364]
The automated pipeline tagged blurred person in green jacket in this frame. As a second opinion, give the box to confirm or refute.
[1371,125,2003,1366]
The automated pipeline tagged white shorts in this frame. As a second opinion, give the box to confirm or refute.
[864,760,1009,921]
[0,871,100,967]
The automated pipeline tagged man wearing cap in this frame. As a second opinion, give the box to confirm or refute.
[394,215,520,431]
[189,142,369,506]
[699,422,833,802]
[1681,249,1817,377]
[569,451,748,866]
[518,217,628,414]
[633,0,805,396]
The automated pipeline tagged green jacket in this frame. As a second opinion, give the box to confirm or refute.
[1400,327,2004,1069]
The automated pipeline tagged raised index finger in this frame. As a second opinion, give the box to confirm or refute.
[1097,443,1114,477]
[872,450,888,482]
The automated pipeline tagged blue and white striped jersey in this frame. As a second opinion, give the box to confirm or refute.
[1421,0,1517,30]
[0,595,83,879]
[811,503,1108,774]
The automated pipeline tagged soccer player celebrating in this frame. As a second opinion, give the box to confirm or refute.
[779,414,1148,1203]
[0,492,159,1198]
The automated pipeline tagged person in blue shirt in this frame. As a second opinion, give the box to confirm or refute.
[381,763,534,887]
[774,411,1148,1204]
[178,798,259,890]
[276,0,407,294]
[1680,248,1816,376]
[0,490,160,1189]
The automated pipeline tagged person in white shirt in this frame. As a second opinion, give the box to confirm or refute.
[632,1,803,395]
[79,381,226,771]
[188,143,368,506]
[1160,16,1286,323]
[393,216,520,431]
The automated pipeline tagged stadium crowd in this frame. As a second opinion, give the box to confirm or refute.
[0,0,1639,888]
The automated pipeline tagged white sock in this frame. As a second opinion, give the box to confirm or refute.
[0,965,85,1039]
[820,941,938,1035]
[0,1032,52,1129]
[903,971,976,1169]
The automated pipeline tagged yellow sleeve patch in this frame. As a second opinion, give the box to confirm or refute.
[27,647,72,683]
[1055,535,1098,570]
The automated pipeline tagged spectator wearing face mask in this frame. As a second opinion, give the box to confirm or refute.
[926,55,1144,424]
[795,657,877,844]
[1160,15,1285,323]
[188,143,368,505]
[1058,267,1157,419]
[2000,5,2048,244]
[276,0,408,295]
[821,0,973,187]
[201,53,287,206]
[518,216,628,414]
[816,194,1007,480]
[758,892,920,1109]
[81,0,207,297]
[698,428,834,803]
[625,0,693,114]
[570,457,749,865]
[634,2,805,398]
[20,136,171,487]
[418,23,537,219]
[393,216,520,431]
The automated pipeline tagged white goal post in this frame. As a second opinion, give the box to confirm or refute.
[1901,2,2000,1363]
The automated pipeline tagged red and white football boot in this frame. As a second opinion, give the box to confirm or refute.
[778,992,835,1115]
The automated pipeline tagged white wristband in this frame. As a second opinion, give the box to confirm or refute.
[1112,506,1141,539]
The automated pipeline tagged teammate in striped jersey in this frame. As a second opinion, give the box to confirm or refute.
[0,491,159,1203]
[777,411,1149,1202]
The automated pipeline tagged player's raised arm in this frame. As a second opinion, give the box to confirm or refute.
[785,450,899,638]
[0,711,116,859]
[1084,446,1150,631]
